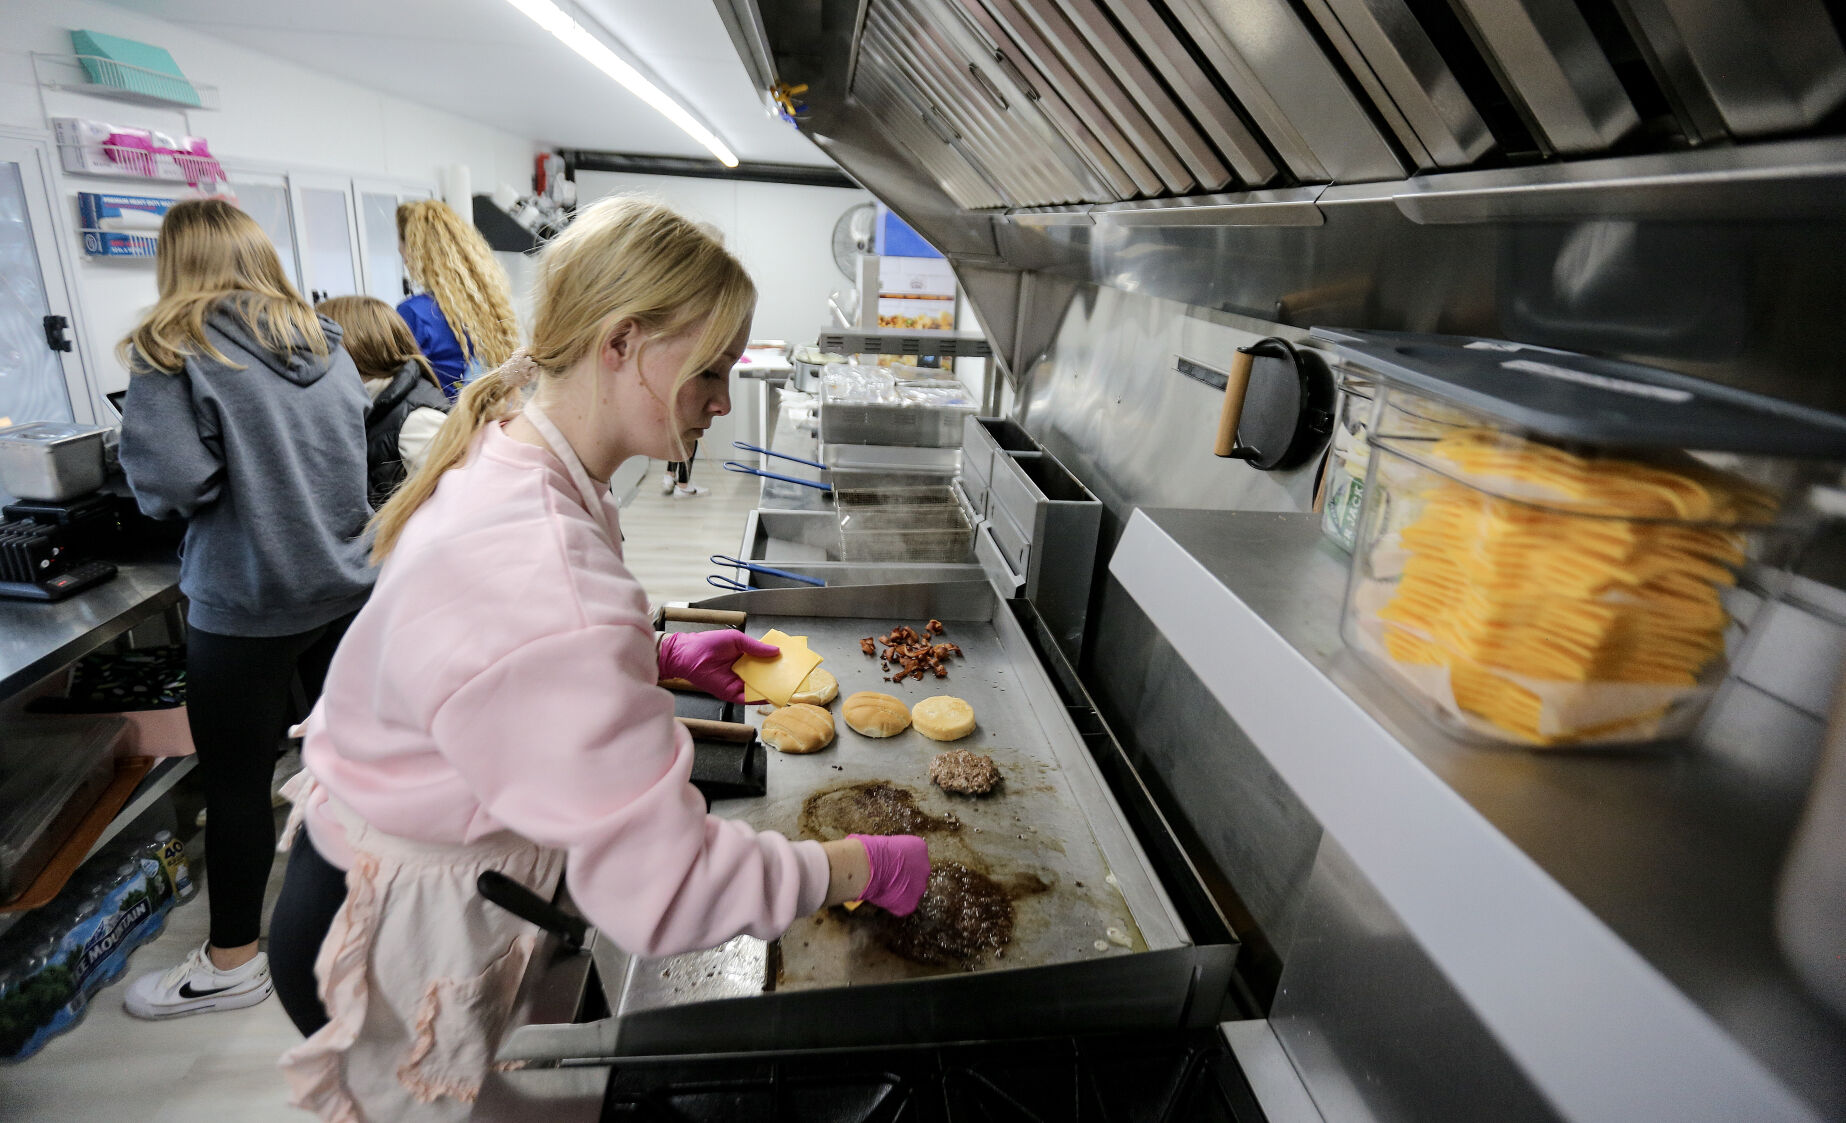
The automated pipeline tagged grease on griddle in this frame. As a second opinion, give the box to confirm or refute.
[799,781,961,840]
[871,862,1013,969]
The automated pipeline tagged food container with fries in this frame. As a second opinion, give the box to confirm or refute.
[1313,328,1846,748]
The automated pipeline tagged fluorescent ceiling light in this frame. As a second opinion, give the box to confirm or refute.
[502,0,740,167]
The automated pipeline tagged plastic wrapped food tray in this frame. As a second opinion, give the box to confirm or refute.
[820,365,977,448]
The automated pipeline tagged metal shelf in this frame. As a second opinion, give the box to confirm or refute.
[1110,509,1843,1122]
[78,228,159,258]
[81,756,194,864]
[815,328,993,358]
[0,556,182,700]
[31,53,219,112]
[56,141,227,187]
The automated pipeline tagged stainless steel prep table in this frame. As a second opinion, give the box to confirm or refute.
[0,549,187,940]
[0,553,181,700]
[732,357,791,458]
[485,581,1232,1106]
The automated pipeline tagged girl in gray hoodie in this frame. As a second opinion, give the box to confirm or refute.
[115,198,375,1020]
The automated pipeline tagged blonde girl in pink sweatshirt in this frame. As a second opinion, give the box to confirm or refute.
[267,197,929,1121]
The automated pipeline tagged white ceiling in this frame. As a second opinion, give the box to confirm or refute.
[99,0,831,166]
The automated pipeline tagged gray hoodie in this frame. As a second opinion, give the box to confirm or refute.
[120,305,375,636]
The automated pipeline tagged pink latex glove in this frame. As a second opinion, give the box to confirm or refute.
[170,138,227,189]
[657,629,780,703]
[849,834,931,916]
[105,131,158,177]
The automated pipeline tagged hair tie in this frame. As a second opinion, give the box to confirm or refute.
[502,349,540,390]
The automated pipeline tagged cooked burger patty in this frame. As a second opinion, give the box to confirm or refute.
[872,862,1013,967]
[929,749,1000,795]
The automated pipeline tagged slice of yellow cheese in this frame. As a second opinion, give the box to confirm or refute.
[733,629,824,707]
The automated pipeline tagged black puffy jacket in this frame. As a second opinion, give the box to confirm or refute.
[364,360,451,507]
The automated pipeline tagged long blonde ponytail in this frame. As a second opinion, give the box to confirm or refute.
[367,196,755,562]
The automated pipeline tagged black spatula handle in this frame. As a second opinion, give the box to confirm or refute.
[477,870,587,952]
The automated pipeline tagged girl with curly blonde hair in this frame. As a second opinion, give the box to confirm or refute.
[395,199,520,399]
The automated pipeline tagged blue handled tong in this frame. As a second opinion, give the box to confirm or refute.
[707,554,827,592]
[721,441,833,492]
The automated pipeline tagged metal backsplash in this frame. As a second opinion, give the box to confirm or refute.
[995,163,1846,416]
[1016,284,1321,524]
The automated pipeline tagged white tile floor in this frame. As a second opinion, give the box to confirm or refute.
[0,463,759,1120]
[618,458,761,607]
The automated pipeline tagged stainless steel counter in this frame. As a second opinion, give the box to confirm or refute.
[1111,509,1842,1122]
[0,555,181,700]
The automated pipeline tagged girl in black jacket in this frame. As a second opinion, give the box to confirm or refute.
[316,296,453,507]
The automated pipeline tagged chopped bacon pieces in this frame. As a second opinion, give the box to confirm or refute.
[861,621,964,681]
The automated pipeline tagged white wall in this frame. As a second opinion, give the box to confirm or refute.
[0,0,539,404]
[574,170,871,453]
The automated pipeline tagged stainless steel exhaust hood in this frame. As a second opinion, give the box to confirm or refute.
[720,0,1846,409]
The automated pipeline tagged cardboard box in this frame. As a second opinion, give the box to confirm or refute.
[76,191,171,257]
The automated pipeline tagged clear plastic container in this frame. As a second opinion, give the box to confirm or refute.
[1309,327,1846,749]
[819,363,978,448]
[1342,392,1815,748]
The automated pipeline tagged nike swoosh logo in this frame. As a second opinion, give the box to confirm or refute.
[177,981,236,999]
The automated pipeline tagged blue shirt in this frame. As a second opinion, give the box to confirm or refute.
[396,293,468,401]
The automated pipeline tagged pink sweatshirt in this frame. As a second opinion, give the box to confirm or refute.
[298,421,831,958]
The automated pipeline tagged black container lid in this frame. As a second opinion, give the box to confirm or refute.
[1309,328,1846,459]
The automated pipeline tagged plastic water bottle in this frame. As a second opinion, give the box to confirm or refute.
[151,830,195,901]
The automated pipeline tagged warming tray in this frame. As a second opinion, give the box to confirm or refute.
[497,582,1229,1064]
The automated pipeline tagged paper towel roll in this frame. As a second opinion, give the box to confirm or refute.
[441,164,472,223]
[100,209,166,232]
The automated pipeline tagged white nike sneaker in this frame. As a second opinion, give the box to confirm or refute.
[660,472,677,495]
[123,941,273,1019]
[673,483,710,497]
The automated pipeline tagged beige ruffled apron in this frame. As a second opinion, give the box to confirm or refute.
[279,791,564,1121]
[279,407,607,1120]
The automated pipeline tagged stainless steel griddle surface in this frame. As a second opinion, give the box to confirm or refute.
[608,605,1166,1019]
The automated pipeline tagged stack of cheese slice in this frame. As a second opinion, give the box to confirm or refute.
[1373,429,1776,745]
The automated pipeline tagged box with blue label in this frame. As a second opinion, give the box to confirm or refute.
[76,192,171,257]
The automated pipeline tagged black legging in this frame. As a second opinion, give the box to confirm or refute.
[667,440,699,485]
[185,611,355,949]
[270,833,348,1035]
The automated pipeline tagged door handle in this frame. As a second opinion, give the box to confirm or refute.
[42,314,72,353]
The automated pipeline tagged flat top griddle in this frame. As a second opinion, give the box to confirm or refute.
[599,584,1188,1023]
